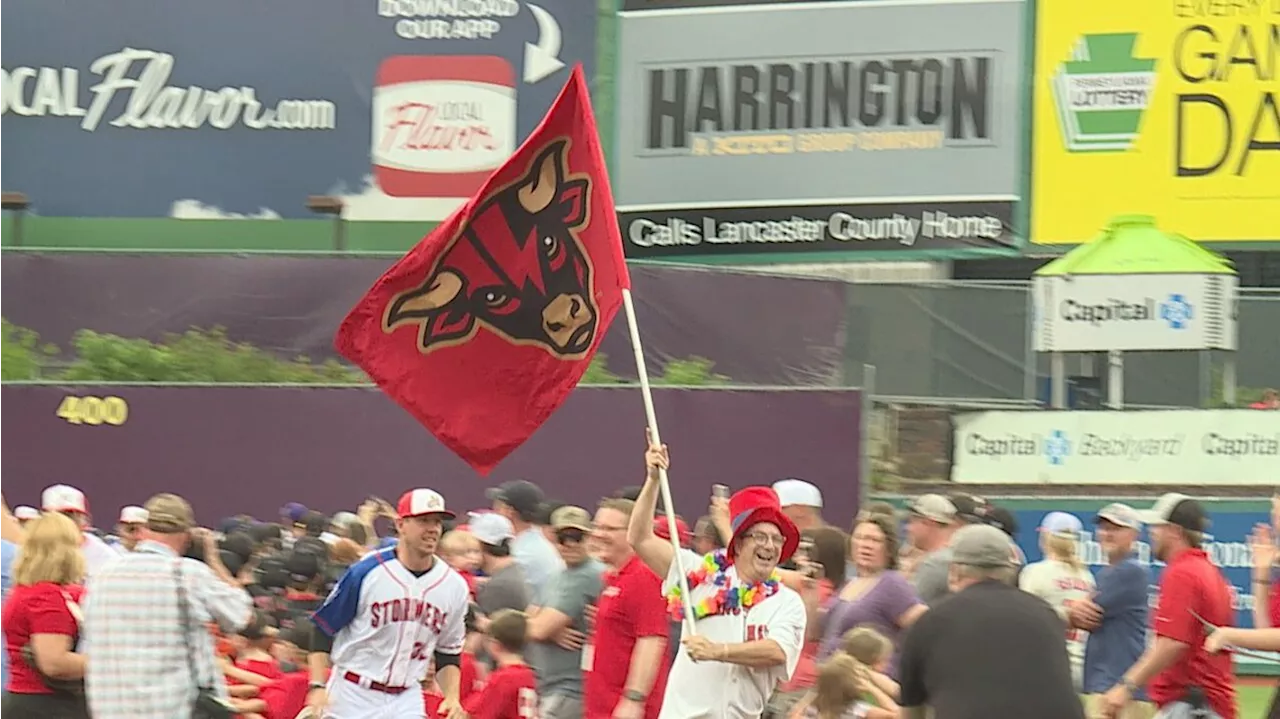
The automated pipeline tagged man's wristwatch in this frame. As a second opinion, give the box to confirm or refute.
[309,682,326,691]
[1121,678,1138,693]
[623,689,646,703]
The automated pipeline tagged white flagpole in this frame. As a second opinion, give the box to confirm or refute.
[621,288,698,638]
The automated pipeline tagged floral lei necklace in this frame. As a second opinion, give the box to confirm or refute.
[666,550,782,621]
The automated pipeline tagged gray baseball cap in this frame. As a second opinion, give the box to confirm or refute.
[908,494,957,524]
[950,524,1017,568]
[1095,503,1141,529]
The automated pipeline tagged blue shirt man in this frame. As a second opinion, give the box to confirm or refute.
[1072,504,1152,703]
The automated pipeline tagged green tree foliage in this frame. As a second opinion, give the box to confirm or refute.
[1,322,734,386]
[60,327,365,383]
[654,356,730,386]
[581,354,730,386]
[1,318,57,380]
[582,354,625,384]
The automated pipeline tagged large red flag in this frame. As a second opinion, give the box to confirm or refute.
[336,65,631,475]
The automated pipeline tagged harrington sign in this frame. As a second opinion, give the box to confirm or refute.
[951,410,1280,485]
[1032,273,1237,352]
[613,0,1024,259]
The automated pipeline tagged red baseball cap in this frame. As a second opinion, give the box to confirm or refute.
[652,515,692,548]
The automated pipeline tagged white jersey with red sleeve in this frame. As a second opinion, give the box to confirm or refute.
[312,546,470,689]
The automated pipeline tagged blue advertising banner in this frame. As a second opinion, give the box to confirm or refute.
[0,0,596,220]
[999,498,1276,674]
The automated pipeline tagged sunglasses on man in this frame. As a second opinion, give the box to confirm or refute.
[556,528,587,544]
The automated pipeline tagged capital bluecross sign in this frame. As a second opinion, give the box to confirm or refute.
[1044,430,1072,466]
[1034,274,1233,353]
[1159,293,1193,330]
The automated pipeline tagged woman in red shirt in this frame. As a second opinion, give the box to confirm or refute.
[1,512,88,718]
[1251,493,1279,630]
[768,526,849,717]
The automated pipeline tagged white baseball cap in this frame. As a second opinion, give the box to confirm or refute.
[1095,503,1141,530]
[13,506,40,520]
[1039,511,1084,537]
[396,489,455,519]
[118,506,149,524]
[42,485,88,514]
[468,511,515,546]
[772,479,823,508]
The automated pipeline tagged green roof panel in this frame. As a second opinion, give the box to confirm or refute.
[1035,215,1236,276]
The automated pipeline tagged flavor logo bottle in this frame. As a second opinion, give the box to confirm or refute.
[372,55,516,198]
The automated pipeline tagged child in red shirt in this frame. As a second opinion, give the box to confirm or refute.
[225,611,282,689]
[237,612,282,679]
[440,529,483,601]
[461,610,538,719]
[425,646,485,718]
[230,628,325,719]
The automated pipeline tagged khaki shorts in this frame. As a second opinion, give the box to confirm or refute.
[1084,694,1157,719]
[540,693,583,719]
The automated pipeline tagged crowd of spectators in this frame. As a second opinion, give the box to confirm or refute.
[1,476,1277,719]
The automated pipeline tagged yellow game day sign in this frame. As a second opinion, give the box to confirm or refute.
[1031,0,1280,244]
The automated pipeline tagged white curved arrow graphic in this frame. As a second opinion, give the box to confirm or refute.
[524,3,565,84]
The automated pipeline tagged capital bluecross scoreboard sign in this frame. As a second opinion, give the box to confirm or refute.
[1033,273,1238,352]
[614,0,1025,259]
[951,410,1280,485]
[1030,0,1280,243]
[992,497,1276,671]
[0,0,595,221]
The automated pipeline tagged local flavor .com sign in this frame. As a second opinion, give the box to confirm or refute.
[951,410,1280,485]
[1032,273,1237,352]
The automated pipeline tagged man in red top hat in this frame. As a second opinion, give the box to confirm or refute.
[628,432,808,719]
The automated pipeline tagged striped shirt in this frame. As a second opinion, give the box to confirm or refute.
[83,540,252,719]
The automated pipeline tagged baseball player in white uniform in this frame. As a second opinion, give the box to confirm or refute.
[629,435,809,719]
[307,489,471,719]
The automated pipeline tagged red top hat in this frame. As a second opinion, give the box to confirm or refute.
[726,486,799,563]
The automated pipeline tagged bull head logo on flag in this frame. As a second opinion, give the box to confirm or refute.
[335,65,630,475]
[381,139,598,359]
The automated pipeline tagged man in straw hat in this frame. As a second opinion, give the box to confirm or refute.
[84,493,253,719]
[628,431,807,719]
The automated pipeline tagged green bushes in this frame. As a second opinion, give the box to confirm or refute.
[1,320,732,386]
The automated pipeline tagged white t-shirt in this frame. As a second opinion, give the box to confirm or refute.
[1018,558,1096,683]
[81,531,122,578]
[659,549,807,719]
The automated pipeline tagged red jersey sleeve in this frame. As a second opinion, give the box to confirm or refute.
[460,652,480,702]
[1270,577,1280,629]
[630,567,671,638]
[27,585,78,637]
[462,670,515,719]
[1152,566,1199,645]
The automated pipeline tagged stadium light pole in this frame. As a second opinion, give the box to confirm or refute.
[2,191,31,247]
[307,195,346,252]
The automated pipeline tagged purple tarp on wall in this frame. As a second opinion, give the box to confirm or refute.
[1,254,849,385]
[1,385,862,527]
